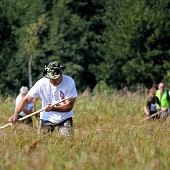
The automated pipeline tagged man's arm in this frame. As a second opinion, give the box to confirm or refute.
[144,106,150,116]
[9,94,34,122]
[44,98,76,112]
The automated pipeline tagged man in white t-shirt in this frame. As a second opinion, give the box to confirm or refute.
[15,86,34,126]
[9,61,78,136]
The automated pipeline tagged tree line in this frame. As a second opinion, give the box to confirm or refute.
[0,0,169,95]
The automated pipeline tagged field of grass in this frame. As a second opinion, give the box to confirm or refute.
[0,91,170,170]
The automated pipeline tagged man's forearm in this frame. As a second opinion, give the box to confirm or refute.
[44,98,76,112]
[50,104,73,112]
[15,99,29,116]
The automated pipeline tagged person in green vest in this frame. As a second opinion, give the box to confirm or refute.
[156,82,170,119]
[156,83,170,109]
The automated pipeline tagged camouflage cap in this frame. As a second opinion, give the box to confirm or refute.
[43,61,66,79]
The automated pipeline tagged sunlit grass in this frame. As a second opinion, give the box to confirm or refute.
[0,91,169,170]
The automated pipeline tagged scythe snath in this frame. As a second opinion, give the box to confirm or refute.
[0,96,72,130]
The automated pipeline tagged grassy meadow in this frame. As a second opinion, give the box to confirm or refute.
[0,90,170,170]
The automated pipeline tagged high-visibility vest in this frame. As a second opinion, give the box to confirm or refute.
[156,90,169,109]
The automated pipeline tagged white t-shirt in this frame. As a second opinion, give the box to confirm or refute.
[15,94,34,116]
[28,75,78,124]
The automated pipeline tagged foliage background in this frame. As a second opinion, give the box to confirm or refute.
[0,0,169,95]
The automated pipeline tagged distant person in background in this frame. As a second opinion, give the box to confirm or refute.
[156,82,170,119]
[15,86,34,126]
[156,83,170,110]
[144,88,161,119]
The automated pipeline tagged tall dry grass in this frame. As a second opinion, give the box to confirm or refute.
[0,91,170,170]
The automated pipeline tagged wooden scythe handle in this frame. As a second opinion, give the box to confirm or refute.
[0,96,72,130]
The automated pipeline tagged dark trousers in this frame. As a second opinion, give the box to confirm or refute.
[17,115,33,126]
[38,117,73,136]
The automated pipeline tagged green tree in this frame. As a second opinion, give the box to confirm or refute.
[25,14,48,88]
[0,0,50,94]
[103,0,170,89]
[0,1,19,95]
[47,0,106,91]
[12,0,49,90]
